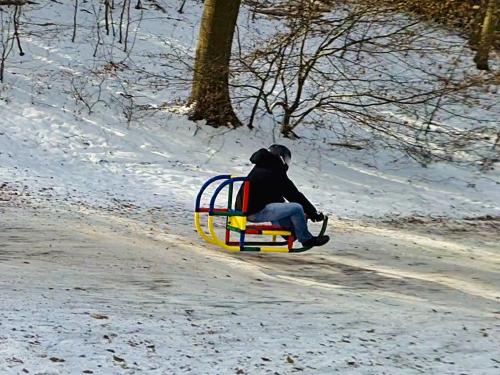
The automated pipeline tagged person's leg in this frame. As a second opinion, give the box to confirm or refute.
[271,217,293,241]
[271,217,292,229]
[247,202,313,243]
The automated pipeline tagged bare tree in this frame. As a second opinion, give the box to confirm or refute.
[178,0,187,13]
[233,0,499,164]
[189,0,243,127]
[104,0,112,36]
[0,3,23,81]
[72,0,78,43]
[474,0,498,70]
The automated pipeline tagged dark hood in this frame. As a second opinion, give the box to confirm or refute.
[250,148,288,172]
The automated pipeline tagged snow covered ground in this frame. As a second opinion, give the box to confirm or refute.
[1,193,499,374]
[0,1,499,374]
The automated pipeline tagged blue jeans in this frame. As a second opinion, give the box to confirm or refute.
[247,202,313,243]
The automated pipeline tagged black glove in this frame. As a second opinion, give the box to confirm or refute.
[310,212,324,222]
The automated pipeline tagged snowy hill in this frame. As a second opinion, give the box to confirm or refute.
[0,1,499,374]
[0,1,499,223]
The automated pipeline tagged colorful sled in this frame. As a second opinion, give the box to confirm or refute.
[194,175,328,253]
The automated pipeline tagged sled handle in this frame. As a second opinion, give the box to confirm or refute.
[195,175,231,211]
[209,177,247,215]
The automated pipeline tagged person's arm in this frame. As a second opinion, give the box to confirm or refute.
[282,175,319,218]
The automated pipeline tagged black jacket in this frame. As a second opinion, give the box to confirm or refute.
[235,149,318,216]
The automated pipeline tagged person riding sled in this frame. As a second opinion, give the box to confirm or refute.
[235,144,330,248]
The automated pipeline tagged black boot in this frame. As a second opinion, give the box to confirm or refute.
[302,235,330,248]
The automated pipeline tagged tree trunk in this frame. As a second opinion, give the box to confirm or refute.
[474,0,498,70]
[280,111,294,138]
[189,0,242,127]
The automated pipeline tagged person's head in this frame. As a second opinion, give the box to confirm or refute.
[268,144,291,168]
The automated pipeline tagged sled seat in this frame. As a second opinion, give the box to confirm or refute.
[227,216,293,236]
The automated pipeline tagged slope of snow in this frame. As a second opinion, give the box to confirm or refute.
[0,1,498,223]
[0,2,499,374]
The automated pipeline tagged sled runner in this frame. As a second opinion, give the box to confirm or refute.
[194,175,328,253]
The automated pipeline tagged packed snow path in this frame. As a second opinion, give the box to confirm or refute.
[0,201,498,374]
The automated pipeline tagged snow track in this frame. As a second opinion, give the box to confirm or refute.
[1,201,498,374]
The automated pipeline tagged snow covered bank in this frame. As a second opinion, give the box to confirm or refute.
[0,1,498,222]
[1,2,499,374]
[1,111,499,223]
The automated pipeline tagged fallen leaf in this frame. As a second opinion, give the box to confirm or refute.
[49,357,65,363]
[6,357,23,364]
[90,314,109,320]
